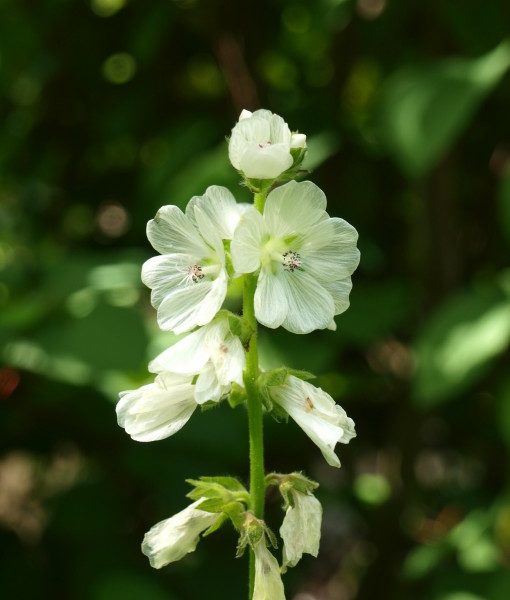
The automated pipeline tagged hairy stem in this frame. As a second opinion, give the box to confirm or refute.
[243,272,264,597]
[244,188,267,598]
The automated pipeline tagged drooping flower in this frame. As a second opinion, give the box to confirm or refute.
[228,109,305,180]
[231,180,360,334]
[116,372,197,442]
[141,499,218,569]
[268,375,356,467]
[149,316,245,405]
[142,186,244,334]
[252,538,286,600]
[280,488,322,572]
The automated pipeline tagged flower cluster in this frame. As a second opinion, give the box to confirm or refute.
[116,109,359,599]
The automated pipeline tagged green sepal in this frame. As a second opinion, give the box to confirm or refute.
[265,471,319,509]
[203,513,228,537]
[228,382,247,408]
[199,400,221,412]
[198,476,247,492]
[287,368,316,381]
[186,476,249,506]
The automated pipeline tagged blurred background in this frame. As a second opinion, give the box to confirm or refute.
[1,0,510,598]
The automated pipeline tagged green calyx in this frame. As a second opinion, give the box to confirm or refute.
[265,471,319,509]
[186,476,250,530]
[236,512,278,558]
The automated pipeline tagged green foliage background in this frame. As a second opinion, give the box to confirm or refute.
[1,0,510,598]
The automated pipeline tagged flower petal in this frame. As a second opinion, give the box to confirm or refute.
[238,143,293,179]
[146,205,209,257]
[264,180,327,238]
[228,116,271,169]
[321,276,353,315]
[253,540,286,600]
[149,326,212,375]
[279,269,334,334]
[231,208,266,273]
[116,373,197,442]
[270,376,355,467]
[254,267,288,329]
[280,490,322,571]
[186,185,244,240]
[157,268,228,334]
[141,499,217,569]
[195,362,225,404]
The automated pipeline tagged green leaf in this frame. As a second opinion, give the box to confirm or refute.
[377,40,510,177]
[413,275,510,406]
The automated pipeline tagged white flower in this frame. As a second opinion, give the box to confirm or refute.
[280,489,322,572]
[269,375,356,467]
[116,372,197,442]
[149,316,245,405]
[253,539,286,600]
[231,180,360,334]
[141,499,217,569]
[229,109,304,180]
[142,186,244,334]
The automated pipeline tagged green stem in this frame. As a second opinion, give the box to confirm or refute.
[254,190,267,212]
[244,188,267,599]
[243,273,264,597]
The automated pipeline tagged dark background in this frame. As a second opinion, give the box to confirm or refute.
[1,1,510,598]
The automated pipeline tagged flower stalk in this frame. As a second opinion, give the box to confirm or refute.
[116,108,359,600]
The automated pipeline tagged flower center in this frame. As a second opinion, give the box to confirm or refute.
[258,141,271,148]
[186,264,205,284]
[282,251,302,272]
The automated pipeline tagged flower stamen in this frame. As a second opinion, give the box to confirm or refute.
[282,251,303,273]
[186,264,205,284]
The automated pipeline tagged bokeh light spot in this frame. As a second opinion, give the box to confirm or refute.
[102,52,137,84]
[90,0,127,18]
[96,202,130,238]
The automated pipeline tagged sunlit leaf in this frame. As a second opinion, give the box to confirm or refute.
[413,274,510,406]
[377,40,510,177]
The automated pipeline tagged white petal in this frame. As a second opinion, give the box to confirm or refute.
[149,326,212,375]
[264,180,327,238]
[213,335,245,387]
[253,541,286,600]
[193,205,225,260]
[254,267,288,329]
[280,490,322,571]
[195,362,225,404]
[239,109,253,120]
[238,143,293,179]
[141,499,217,569]
[141,254,191,308]
[290,132,307,148]
[305,217,360,281]
[251,109,292,144]
[228,117,271,170]
[116,373,197,442]
[146,205,209,257]
[157,269,228,334]
[321,276,353,315]
[279,269,334,334]
[270,376,355,467]
[186,185,244,240]
[231,208,266,273]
